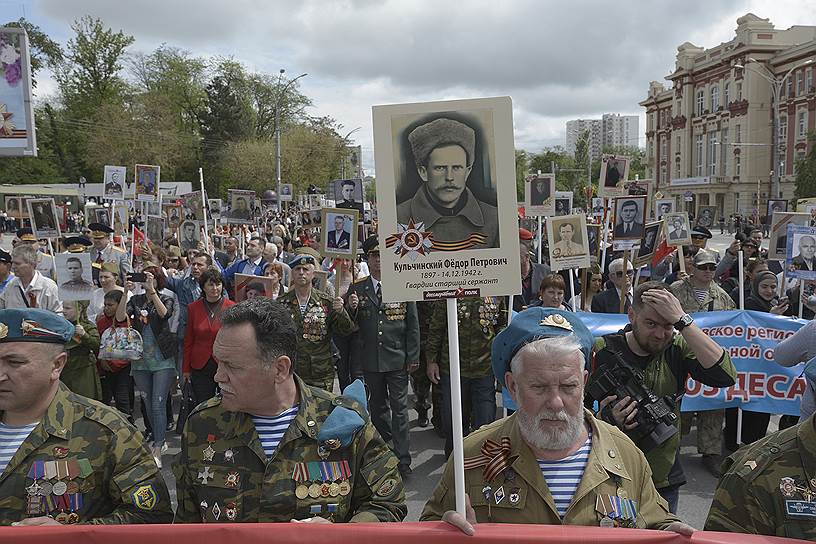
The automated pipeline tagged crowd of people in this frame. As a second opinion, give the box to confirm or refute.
[0,197,813,540]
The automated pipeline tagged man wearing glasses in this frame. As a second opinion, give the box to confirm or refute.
[591,257,633,314]
[669,250,736,478]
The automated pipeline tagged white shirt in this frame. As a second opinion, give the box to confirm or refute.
[0,271,63,314]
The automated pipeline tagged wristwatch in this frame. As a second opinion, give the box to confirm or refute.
[674,313,694,331]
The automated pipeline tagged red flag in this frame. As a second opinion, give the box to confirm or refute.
[651,239,674,267]
[132,227,146,257]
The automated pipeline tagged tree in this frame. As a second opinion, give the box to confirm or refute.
[514,149,529,202]
[794,132,816,200]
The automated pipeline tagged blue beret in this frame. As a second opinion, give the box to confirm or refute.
[0,309,75,344]
[317,379,369,449]
[288,247,321,269]
[491,308,594,388]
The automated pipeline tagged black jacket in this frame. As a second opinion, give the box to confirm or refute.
[127,290,176,360]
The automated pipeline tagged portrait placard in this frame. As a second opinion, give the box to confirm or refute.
[313,270,329,293]
[612,196,646,241]
[786,225,816,280]
[134,164,160,202]
[655,198,674,221]
[524,173,555,217]
[546,214,589,272]
[554,191,573,216]
[767,199,788,219]
[769,212,809,261]
[26,198,60,239]
[178,220,200,253]
[208,198,222,221]
[0,28,37,157]
[142,199,161,218]
[330,179,364,214]
[590,198,604,218]
[587,223,601,258]
[103,165,127,200]
[599,154,630,198]
[234,273,275,302]
[93,207,112,228]
[146,216,164,244]
[112,200,129,235]
[4,195,24,220]
[321,207,359,260]
[55,253,95,302]
[181,191,205,221]
[280,184,294,202]
[664,212,691,247]
[372,96,520,302]
[695,205,717,229]
[634,221,662,267]
[225,189,256,224]
[163,203,182,229]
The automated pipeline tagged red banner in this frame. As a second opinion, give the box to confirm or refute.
[0,522,802,544]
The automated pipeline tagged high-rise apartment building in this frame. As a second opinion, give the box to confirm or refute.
[566,115,639,160]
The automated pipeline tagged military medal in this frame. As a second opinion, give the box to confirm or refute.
[338,480,351,496]
[199,500,208,523]
[26,481,43,497]
[482,485,492,520]
[52,481,68,496]
[320,483,331,497]
[308,483,321,498]
[224,449,235,463]
[225,502,237,521]
[493,486,505,505]
[66,481,79,494]
[509,488,520,505]
[53,446,69,459]
[40,482,53,496]
[203,434,217,462]
[504,467,516,482]
[198,466,214,485]
[55,511,70,524]
[293,463,310,499]
[212,503,221,521]
[67,512,79,524]
[781,477,799,497]
[225,471,240,488]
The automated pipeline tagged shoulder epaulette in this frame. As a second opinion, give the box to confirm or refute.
[353,275,369,284]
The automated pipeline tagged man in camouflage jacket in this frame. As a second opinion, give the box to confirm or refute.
[174,297,406,523]
[0,308,172,525]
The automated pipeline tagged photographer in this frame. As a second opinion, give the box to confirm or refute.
[589,281,736,513]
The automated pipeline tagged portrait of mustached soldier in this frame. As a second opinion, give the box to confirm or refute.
[396,117,499,250]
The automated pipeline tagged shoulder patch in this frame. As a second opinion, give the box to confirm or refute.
[132,484,159,510]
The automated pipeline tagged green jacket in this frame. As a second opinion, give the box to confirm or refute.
[347,276,420,373]
[426,297,506,379]
[592,329,736,489]
[174,375,407,523]
[0,383,172,525]
[63,318,103,401]
[705,412,816,540]
[279,288,356,388]
[421,409,681,529]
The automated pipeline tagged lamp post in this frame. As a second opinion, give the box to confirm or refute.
[275,69,308,212]
[734,58,813,200]
[339,127,362,179]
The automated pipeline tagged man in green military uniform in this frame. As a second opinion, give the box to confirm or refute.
[279,247,356,391]
[426,296,506,457]
[411,300,441,430]
[87,223,131,286]
[422,307,693,535]
[347,236,420,476]
[174,297,406,523]
[590,281,736,513]
[705,411,816,539]
[0,308,172,525]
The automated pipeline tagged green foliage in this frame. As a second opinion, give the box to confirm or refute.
[794,132,816,200]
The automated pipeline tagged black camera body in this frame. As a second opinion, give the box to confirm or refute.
[587,350,679,452]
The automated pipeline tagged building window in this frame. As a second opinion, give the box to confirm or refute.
[708,132,718,175]
[660,136,667,158]
[735,155,741,177]
[696,89,705,116]
[660,165,667,184]
[721,128,729,175]
[799,111,807,138]
[779,116,787,141]
[798,71,805,95]
[736,82,743,100]
[675,161,681,178]
[711,85,720,111]
[695,134,704,176]
[807,68,814,92]
[724,82,730,105]
[779,158,786,177]
[787,78,794,97]
[735,124,741,143]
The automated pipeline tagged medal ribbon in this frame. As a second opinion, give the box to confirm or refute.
[44,494,57,511]
[77,459,93,478]
[27,461,44,480]
[44,461,57,479]
[307,461,320,482]
[67,459,80,479]
[55,461,69,480]
[70,493,83,511]
[463,437,518,483]
[319,461,329,482]
[291,463,305,482]
[343,460,352,479]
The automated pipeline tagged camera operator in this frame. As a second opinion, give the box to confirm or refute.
[589,281,736,514]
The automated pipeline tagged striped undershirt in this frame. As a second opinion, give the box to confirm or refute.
[251,405,299,458]
[537,432,592,518]
[693,288,708,304]
[0,421,38,475]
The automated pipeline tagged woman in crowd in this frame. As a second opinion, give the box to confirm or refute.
[568,266,603,312]
[729,258,768,306]
[116,264,176,467]
[95,289,133,419]
[530,273,571,310]
[88,262,124,323]
[264,261,286,300]
[183,267,234,406]
[62,300,103,401]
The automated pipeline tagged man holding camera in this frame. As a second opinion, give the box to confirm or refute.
[589,282,736,513]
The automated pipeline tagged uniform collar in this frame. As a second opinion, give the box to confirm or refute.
[407,185,487,229]
[798,412,816,483]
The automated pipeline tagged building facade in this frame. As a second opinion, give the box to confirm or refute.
[566,115,639,160]
[566,119,602,159]
[640,13,816,220]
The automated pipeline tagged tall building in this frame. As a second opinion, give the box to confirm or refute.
[640,13,816,219]
[565,115,639,160]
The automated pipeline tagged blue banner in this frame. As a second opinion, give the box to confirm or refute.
[501,310,808,416]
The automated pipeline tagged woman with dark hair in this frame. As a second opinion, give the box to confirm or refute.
[264,261,286,300]
[530,273,570,310]
[568,266,603,311]
[183,266,234,407]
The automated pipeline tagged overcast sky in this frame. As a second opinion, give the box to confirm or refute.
[12,0,816,175]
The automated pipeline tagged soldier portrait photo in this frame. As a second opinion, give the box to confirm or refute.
[767,199,787,218]
[333,178,364,214]
[695,206,717,228]
[525,174,555,216]
[664,212,691,246]
[280,183,293,201]
[226,189,256,224]
[547,214,589,272]
[635,221,661,266]
[613,196,646,240]
[146,216,164,244]
[93,207,111,228]
[554,191,572,217]
[599,154,630,197]
[207,198,222,221]
[27,198,60,239]
[586,223,601,257]
[164,203,183,229]
[134,164,160,202]
[103,165,127,200]
[655,198,674,220]
[55,253,95,301]
[4,196,25,220]
[179,220,200,253]
[181,190,204,220]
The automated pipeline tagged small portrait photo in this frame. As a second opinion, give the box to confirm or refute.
[554,191,572,217]
[134,164,160,202]
[321,207,360,259]
[179,220,200,253]
[767,199,788,219]
[55,253,95,302]
[806,204,816,227]
[525,174,555,216]
[143,199,161,218]
[234,273,276,302]
[332,178,364,214]
[163,204,182,229]
[664,212,691,247]
[212,235,225,252]
[586,223,601,257]
[695,205,717,228]
[655,198,674,221]
[313,270,329,293]
[146,216,164,244]
[94,207,112,227]
[112,201,129,235]
[634,221,662,267]
[786,226,816,280]
[280,183,294,202]
[208,198,222,221]
[546,213,589,272]
[591,197,604,217]
[599,154,630,197]
[309,209,322,225]
[103,165,127,200]
[613,196,646,240]
[300,210,312,226]
[4,196,23,220]
[226,189,255,224]
[769,212,810,261]
[182,191,204,221]
[624,179,650,197]
[26,198,60,239]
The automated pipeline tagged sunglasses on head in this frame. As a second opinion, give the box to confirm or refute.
[614,270,634,278]
[695,264,716,271]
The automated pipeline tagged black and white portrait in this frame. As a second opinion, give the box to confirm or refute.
[587,223,601,257]
[226,189,255,224]
[27,198,60,239]
[787,227,816,278]
[182,191,204,221]
[695,205,717,228]
[554,191,572,217]
[546,213,589,272]
[208,199,222,221]
[769,212,810,261]
[94,207,111,227]
[599,154,630,196]
[664,212,691,247]
[56,253,95,302]
[332,179,364,215]
[146,216,164,244]
[767,199,788,219]
[104,165,127,200]
[655,199,674,221]
[635,221,661,265]
[613,196,646,240]
[179,220,200,253]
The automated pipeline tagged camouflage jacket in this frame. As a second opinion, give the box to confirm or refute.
[426,297,506,378]
[669,278,736,313]
[174,375,406,523]
[421,409,681,529]
[0,383,172,525]
[705,412,816,540]
[279,288,356,388]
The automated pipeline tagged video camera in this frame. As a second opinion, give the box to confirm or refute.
[586,350,679,452]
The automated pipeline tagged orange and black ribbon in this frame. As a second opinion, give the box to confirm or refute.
[463,437,518,483]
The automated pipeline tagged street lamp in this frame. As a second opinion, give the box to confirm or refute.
[340,127,362,179]
[734,57,813,200]
[275,69,308,212]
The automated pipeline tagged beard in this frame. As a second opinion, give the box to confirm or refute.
[516,404,585,452]
[631,321,671,354]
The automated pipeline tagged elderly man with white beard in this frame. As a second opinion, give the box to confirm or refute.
[421,307,693,534]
